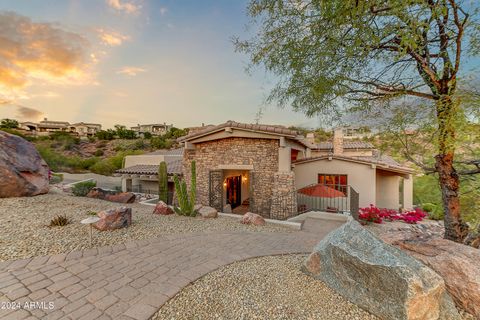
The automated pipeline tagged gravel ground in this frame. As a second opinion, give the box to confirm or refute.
[153,254,380,320]
[0,192,291,262]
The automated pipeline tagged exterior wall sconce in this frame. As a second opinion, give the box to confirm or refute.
[223,181,227,187]
[242,175,247,183]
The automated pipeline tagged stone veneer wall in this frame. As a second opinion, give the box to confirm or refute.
[270,171,298,219]
[183,137,280,216]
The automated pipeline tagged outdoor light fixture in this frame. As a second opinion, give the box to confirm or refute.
[242,175,247,183]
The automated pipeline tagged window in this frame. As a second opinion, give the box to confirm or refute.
[318,174,348,193]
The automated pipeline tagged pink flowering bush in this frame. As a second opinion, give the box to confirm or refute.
[358,205,427,225]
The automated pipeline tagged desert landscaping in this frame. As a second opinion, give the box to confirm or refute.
[0,191,290,262]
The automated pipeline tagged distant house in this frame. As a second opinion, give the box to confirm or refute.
[115,148,183,203]
[19,118,101,137]
[131,123,173,136]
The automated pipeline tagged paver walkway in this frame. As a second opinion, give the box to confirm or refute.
[0,221,342,320]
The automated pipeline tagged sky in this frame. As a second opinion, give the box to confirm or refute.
[0,0,323,129]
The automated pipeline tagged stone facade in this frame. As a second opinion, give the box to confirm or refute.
[270,171,298,219]
[183,137,282,217]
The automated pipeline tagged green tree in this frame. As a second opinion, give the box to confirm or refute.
[95,129,115,140]
[114,125,136,139]
[236,0,480,243]
[0,118,19,129]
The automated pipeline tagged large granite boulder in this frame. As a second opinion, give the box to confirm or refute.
[395,239,480,318]
[94,207,132,231]
[87,187,135,203]
[153,201,174,215]
[304,220,460,320]
[0,131,49,197]
[198,206,218,218]
[368,221,480,318]
[241,212,265,226]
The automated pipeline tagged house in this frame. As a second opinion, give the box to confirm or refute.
[19,118,102,137]
[131,123,173,136]
[179,121,310,219]
[293,127,414,211]
[115,148,183,202]
[70,122,102,137]
[178,121,413,219]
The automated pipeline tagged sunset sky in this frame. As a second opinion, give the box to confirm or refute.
[0,0,321,129]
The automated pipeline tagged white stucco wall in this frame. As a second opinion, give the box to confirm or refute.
[293,158,377,208]
[403,174,414,210]
[375,170,401,209]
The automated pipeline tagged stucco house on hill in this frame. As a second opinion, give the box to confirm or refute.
[117,121,414,219]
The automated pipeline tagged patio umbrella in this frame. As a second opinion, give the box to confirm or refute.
[298,184,346,198]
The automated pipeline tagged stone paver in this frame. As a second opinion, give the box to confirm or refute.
[0,222,341,319]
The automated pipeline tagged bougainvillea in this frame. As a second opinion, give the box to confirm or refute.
[358,205,427,225]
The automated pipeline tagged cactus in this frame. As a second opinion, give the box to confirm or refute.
[173,160,197,216]
[158,161,168,203]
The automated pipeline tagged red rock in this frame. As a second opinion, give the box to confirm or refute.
[368,221,480,318]
[396,238,480,318]
[94,207,132,231]
[0,131,49,197]
[152,201,174,215]
[87,188,135,203]
[241,212,265,226]
[104,193,135,203]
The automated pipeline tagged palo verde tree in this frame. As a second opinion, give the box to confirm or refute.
[235,0,480,243]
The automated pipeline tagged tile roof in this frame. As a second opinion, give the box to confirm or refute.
[314,141,374,150]
[116,158,183,175]
[147,147,184,156]
[179,120,299,142]
[293,154,413,174]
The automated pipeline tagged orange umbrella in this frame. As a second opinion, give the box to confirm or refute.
[298,185,346,198]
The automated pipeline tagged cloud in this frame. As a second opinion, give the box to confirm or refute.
[0,11,92,91]
[117,66,146,76]
[106,0,141,14]
[0,99,43,120]
[160,7,168,16]
[96,28,130,46]
[16,106,43,120]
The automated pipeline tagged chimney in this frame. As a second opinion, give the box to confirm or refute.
[306,132,315,144]
[333,127,344,155]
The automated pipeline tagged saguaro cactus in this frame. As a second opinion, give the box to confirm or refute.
[158,161,168,203]
[173,160,197,216]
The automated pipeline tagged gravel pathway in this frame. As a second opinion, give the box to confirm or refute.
[153,254,379,320]
[0,192,290,262]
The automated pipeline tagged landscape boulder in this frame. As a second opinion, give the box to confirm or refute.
[223,204,232,213]
[395,238,480,318]
[369,221,480,318]
[153,201,174,215]
[87,187,135,203]
[304,220,460,320]
[241,212,265,226]
[0,131,49,198]
[198,206,218,218]
[94,207,132,231]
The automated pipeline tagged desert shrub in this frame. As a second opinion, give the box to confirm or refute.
[72,180,96,196]
[94,149,104,156]
[49,214,71,227]
[49,173,63,184]
[86,211,97,216]
[143,132,152,139]
[89,150,143,176]
[95,129,115,140]
[89,160,117,176]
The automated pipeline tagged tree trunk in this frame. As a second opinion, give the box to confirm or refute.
[435,96,469,242]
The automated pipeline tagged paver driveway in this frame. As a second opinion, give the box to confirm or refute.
[0,221,342,320]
